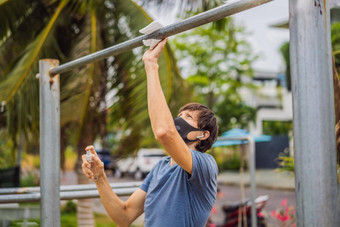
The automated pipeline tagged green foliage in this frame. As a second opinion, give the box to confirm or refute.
[216,96,257,133]
[173,18,257,133]
[62,200,77,214]
[332,22,340,74]
[280,22,340,82]
[0,0,188,161]
[20,168,40,187]
[263,120,293,136]
[275,156,295,176]
[280,41,291,91]
[221,151,243,170]
[0,130,15,168]
[8,212,120,227]
[210,147,246,171]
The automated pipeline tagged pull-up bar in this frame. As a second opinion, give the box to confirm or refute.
[49,0,272,75]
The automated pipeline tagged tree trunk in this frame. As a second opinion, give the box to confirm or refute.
[332,56,340,166]
[76,123,96,227]
[76,166,95,227]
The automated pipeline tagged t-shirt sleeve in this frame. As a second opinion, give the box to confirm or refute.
[140,163,156,192]
[188,150,218,190]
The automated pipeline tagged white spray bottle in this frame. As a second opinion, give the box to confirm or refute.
[86,150,98,181]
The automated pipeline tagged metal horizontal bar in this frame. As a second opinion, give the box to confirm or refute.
[0,181,142,195]
[49,0,271,75]
[0,187,138,203]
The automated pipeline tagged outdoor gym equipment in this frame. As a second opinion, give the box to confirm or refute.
[2,0,339,226]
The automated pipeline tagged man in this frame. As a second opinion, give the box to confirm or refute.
[82,38,219,227]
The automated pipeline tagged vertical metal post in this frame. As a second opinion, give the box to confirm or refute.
[290,1,338,226]
[247,136,256,227]
[39,59,60,227]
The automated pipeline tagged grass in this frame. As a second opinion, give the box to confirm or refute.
[94,213,116,227]
[9,212,117,227]
[8,212,143,227]
[8,201,142,227]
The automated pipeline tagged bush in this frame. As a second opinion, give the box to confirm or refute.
[20,168,40,187]
[62,200,77,214]
[221,152,243,170]
[209,147,247,171]
[276,156,295,175]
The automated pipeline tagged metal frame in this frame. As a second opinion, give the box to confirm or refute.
[4,0,339,226]
[290,0,338,226]
[0,187,140,203]
[0,181,142,195]
[39,59,60,226]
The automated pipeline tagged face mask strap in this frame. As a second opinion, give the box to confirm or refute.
[174,117,205,143]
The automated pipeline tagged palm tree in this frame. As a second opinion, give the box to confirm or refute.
[0,0,191,225]
[0,0,228,225]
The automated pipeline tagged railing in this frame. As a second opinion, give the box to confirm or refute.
[0,182,141,203]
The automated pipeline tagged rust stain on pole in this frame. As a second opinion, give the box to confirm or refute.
[314,0,323,15]
[41,59,59,89]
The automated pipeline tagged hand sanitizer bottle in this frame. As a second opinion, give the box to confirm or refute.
[86,150,98,181]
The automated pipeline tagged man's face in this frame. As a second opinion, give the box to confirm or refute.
[177,110,203,141]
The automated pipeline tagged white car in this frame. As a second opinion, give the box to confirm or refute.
[115,148,166,180]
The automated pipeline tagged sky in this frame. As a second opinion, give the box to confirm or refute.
[231,0,289,72]
[148,0,289,73]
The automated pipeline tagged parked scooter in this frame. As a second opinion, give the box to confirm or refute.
[206,195,269,227]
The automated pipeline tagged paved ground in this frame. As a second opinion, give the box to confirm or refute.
[217,170,295,191]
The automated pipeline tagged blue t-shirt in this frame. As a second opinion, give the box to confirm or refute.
[140,149,218,227]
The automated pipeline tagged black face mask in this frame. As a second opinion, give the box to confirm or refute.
[174,117,203,143]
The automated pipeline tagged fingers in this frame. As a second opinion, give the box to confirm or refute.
[150,38,167,55]
[92,154,103,167]
[81,154,90,167]
[153,38,167,50]
[81,155,93,179]
[85,145,98,156]
[143,38,168,63]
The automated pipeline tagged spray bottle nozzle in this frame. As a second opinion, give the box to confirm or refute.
[86,150,93,162]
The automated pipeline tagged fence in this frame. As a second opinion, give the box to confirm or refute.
[0,182,141,203]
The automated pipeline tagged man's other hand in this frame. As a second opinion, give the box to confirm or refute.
[142,38,167,66]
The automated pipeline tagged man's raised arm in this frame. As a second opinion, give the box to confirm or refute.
[142,39,193,174]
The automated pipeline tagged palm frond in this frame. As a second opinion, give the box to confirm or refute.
[0,0,69,103]
[106,0,189,155]
[0,0,8,6]
[139,0,224,17]
[60,8,105,145]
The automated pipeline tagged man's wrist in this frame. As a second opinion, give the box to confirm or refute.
[95,172,107,185]
[144,62,159,70]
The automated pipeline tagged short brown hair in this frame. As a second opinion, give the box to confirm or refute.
[179,103,218,153]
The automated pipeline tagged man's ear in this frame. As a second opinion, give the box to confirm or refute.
[198,131,210,141]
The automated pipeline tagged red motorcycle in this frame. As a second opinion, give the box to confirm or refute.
[206,195,269,227]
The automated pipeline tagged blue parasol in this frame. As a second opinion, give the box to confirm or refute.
[213,128,271,147]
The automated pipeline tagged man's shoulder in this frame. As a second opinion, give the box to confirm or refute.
[191,149,215,160]
[191,150,217,169]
